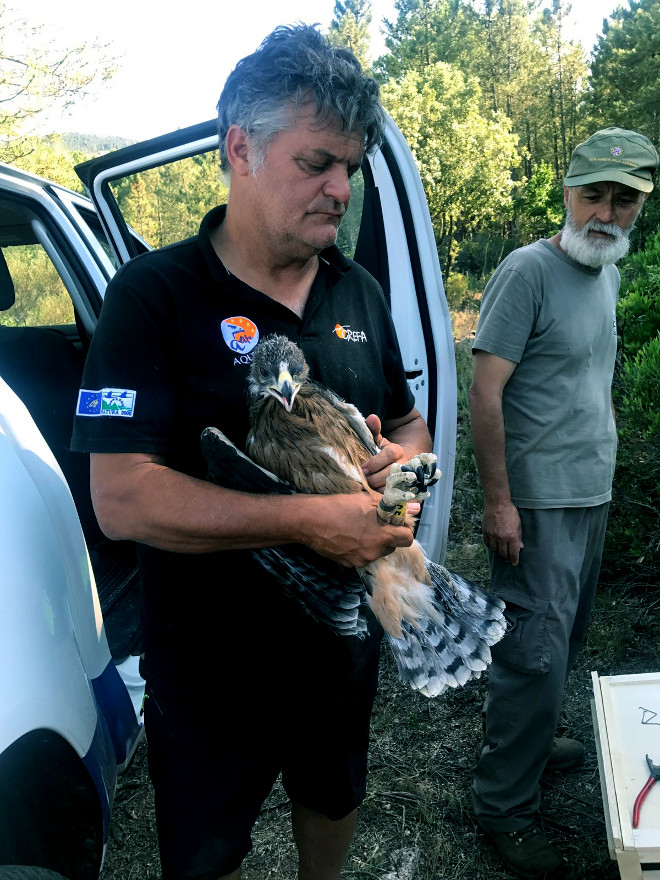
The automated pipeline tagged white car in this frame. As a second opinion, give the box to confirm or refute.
[0,115,456,879]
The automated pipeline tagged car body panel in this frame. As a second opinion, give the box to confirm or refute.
[0,373,142,871]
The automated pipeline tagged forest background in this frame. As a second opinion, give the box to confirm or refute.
[1,0,659,588]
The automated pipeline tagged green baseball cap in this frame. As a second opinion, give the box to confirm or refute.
[564,127,659,193]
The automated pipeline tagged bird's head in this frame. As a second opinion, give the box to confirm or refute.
[248,334,309,412]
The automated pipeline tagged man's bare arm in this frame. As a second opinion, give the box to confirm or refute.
[470,350,523,565]
[90,452,414,568]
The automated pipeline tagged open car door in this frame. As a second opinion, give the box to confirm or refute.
[75,115,456,563]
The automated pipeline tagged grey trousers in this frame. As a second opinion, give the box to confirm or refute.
[471,504,609,831]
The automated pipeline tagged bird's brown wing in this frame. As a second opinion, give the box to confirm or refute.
[200,425,368,637]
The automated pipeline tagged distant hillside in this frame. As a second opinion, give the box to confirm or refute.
[61,133,135,155]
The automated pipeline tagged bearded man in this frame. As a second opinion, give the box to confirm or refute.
[469,127,658,879]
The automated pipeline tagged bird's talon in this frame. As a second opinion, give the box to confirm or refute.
[387,454,440,505]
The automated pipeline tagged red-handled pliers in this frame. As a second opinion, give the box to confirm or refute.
[632,755,660,828]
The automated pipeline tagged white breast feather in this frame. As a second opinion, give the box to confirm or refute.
[321,445,364,484]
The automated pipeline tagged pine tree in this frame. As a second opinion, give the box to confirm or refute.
[328,0,373,70]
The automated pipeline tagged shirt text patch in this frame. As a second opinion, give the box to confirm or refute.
[76,388,137,418]
[333,323,368,343]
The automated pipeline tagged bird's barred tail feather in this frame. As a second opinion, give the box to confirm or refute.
[386,566,507,697]
[428,562,508,646]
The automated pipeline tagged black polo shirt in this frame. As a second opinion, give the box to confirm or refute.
[72,205,414,688]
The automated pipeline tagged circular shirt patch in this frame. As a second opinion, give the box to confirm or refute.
[221,316,259,353]
[610,145,623,157]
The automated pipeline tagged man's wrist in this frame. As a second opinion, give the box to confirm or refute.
[483,492,513,508]
[277,493,322,545]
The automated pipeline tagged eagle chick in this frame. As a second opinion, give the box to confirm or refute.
[202,334,506,697]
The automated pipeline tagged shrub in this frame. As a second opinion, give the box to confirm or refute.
[620,335,660,440]
[444,272,470,311]
[603,222,660,586]
[605,336,660,584]
[617,228,660,358]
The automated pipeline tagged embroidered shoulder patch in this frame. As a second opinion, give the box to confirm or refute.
[76,388,137,418]
[221,316,259,354]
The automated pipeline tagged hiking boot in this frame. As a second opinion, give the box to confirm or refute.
[545,737,584,772]
[484,822,565,878]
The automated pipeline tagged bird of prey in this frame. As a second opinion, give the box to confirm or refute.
[201,334,506,697]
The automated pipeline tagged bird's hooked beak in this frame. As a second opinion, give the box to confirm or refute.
[267,369,300,413]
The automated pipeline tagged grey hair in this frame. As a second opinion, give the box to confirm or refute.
[216,24,385,172]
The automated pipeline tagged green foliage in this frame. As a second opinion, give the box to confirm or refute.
[328,0,373,70]
[607,370,660,579]
[586,0,660,146]
[381,62,519,273]
[371,0,593,272]
[617,227,660,358]
[620,335,660,440]
[447,337,486,551]
[0,244,74,327]
[376,0,588,177]
[336,168,365,258]
[452,231,517,280]
[60,133,134,153]
[532,3,589,175]
[444,272,481,312]
[377,0,481,81]
[5,134,87,191]
[604,230,660,585]
[516,161,565,242]
[444,273,470,311]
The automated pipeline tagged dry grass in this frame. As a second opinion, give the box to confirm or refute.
[450,310,479,343]
[101,590,660,880]
[104,599,659,880]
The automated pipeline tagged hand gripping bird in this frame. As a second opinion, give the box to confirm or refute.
[201,334,506,697]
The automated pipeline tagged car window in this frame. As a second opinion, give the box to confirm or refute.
[107,151,230,249]
[73,204,121,271]
[1,241,74,327]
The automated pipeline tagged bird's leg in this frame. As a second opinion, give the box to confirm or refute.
[377,470,418,525]
[377,453,440,525]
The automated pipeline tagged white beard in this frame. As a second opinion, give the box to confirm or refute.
[560,207,634,268]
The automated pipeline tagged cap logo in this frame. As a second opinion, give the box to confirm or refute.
[610,145,623,157]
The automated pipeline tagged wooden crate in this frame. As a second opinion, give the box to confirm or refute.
[592,671,660,879]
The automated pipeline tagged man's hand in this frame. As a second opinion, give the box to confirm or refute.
[362,413,414,491]
[482,499,523,566]
[300,492,415,568]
